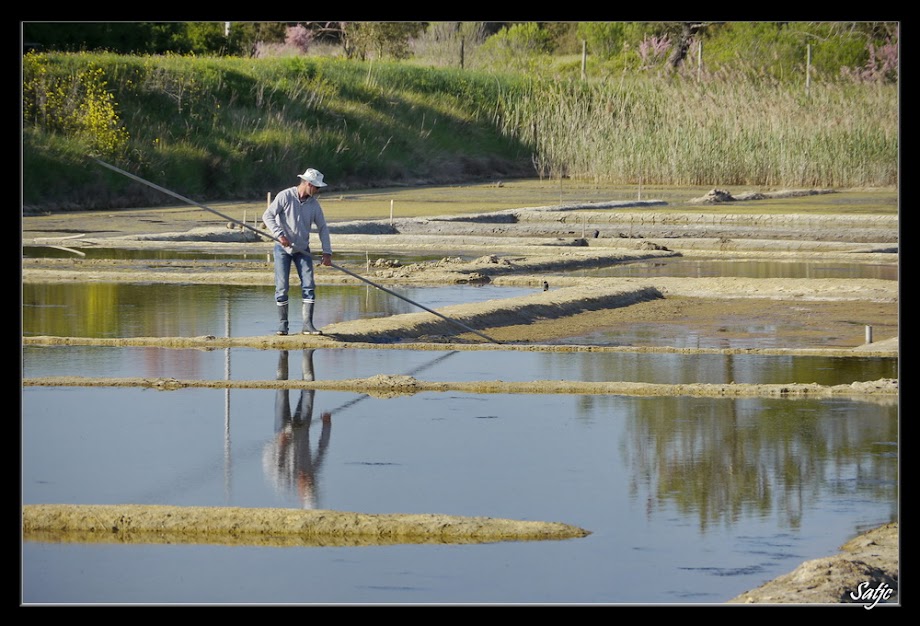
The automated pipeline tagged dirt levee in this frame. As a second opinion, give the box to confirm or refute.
[22,504,590,547]
[323,283,664,343]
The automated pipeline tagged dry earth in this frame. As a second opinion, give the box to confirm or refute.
[21,189,899,604]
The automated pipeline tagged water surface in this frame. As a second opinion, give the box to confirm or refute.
[22,386,897,605]
[21,237,899,605]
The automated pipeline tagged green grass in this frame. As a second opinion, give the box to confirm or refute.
[22,52,898,213]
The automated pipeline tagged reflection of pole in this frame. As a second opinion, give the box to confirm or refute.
[328,350,460,414]
[224,287,232,503]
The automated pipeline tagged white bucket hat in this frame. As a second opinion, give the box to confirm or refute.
[298,168,327,187]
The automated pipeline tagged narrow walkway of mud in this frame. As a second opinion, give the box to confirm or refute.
[22,504,590,547]
[22,374,899,401]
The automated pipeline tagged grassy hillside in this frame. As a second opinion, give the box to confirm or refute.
[22,52,898,212]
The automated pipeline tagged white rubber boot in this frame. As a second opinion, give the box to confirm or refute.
[276,302,289,336]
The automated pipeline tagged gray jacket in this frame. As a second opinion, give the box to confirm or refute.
[262,187,331,255]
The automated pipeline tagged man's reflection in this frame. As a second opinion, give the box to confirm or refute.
[263,349,331,509]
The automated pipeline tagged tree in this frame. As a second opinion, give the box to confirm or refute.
[666,22,707,69]
[228,22,288,57]
[477,22,554,70]
[335,22,426,60]
[576,22,628,60]
[22,22,184,54]
[183,23,233,55]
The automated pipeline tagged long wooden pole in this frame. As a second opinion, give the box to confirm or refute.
[92,158,501,343]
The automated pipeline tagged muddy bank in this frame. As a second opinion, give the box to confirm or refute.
[19,374,901,402]
[22,504,590,547]
[728,522,899,605]
[351,210,898,244]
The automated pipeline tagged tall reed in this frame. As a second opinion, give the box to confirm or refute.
[492,74,897,188]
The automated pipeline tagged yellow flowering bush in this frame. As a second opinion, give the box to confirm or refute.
[23,53,129,158]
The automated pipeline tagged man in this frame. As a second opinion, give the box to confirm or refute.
[262,167,332,335]
[264,349,332,509]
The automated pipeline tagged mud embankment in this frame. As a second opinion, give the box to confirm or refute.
[22,503,590,547]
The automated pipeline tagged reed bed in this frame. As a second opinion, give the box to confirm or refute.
[493,76,897,188]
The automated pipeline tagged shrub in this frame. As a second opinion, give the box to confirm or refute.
[23,53,129,158]
[840,38,898,83]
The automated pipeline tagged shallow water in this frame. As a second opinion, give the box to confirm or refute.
[22,275,896,350]
[571,256,897,281]
[21,385,897,605]
[21,283,535,340]
[23,345,897,387]
[22,246,467,266]
[21,244,899,605]
[21,343,899,605]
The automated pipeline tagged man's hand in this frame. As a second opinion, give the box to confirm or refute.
[278,234,291,248]
[320,253,332,266]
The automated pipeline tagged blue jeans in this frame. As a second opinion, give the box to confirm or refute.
[273,244,315,304]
